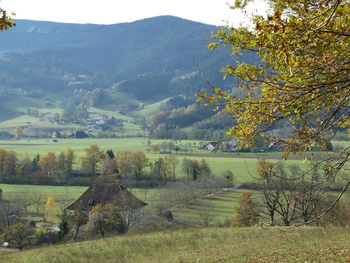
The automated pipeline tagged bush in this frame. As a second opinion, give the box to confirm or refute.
[232,192,259,227]
[3,223,35,250]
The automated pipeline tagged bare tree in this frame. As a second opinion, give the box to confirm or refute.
[255,159,346,226]
[197,209,215,227]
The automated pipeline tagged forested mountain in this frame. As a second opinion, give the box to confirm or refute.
[0,16,258,137]
[0,16,258,100]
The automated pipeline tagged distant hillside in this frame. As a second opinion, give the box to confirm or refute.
[0,16,257,100]
[0,16,258,135]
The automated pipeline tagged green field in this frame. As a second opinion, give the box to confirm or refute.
[88,107,133,121]
[136,97,170,118]
[172,189,244,226]
[0,138,312,183]
[1,227,349,263]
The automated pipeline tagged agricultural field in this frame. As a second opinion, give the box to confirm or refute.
[1,227,349,263]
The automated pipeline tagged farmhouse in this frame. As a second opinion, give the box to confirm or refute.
[72,130,90,139]
[66,183,147,214]
[204,142,218,151]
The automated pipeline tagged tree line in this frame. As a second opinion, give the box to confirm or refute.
[0,145,223,186]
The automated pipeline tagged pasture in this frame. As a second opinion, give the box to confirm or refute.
[1,227,349,263]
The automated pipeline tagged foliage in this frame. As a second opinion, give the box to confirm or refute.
[81,145,106,176]
[39,152,58,178]
[198,0,350,154]
[58,216,69,241]
[45,196,57,222]
[151,156,177,180]
[315,194,350,226]
[66,209,88,240]
[182,158,211,181]
[88,204,128,237]
[3,223,35,251]
[196,0,350,222]
[13,127,24,139]
[0,7,15,31]
[232,192,259,226]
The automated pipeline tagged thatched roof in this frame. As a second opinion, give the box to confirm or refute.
[66,183,147,212]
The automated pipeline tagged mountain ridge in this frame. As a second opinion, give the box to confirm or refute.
[0,15,257,137]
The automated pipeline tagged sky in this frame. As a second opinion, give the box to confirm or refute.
[1,0,268,26]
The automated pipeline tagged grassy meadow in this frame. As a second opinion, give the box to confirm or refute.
[1,227,349,263]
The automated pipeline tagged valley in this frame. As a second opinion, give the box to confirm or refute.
[0,4,349,262]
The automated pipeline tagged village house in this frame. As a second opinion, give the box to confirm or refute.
[204,142,218,151]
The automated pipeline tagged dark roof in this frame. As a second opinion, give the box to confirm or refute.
[66,183,147,212]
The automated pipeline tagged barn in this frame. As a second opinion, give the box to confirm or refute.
[66,183,147,214]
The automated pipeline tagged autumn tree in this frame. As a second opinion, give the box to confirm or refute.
[13,127,24,139]
[57,148,75,179]
[115,151,133,177]
[57,152,66,179]
[45,196,57,222]
[150,156,176,180]
[88,204,127,237]
[200,0,350,152]
[131,151,149,179]
[151,157,166,178]
[3,151,17,179]
[232,192,259,227]
[0,6,15,31]
[168,156,179,180]
[81,145,105,176]
[0,149,6,175]
[182,158,200,181]
[39,152,58,178]
[314,194,350,226]
[15,156,33,181]
[198,0,350,220]
[101,157,118,179]
[182,158,211,181]
[65,148,75,176]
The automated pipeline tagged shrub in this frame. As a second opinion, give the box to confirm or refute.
[232,192,259,227]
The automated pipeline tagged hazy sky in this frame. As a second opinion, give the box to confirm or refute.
[1,0,267,26]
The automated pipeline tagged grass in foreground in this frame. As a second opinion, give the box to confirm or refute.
[1,227,349,263]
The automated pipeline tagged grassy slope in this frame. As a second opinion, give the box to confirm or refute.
[2,227,349,263]
[136,97,171,119]
[88,107,133,121]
